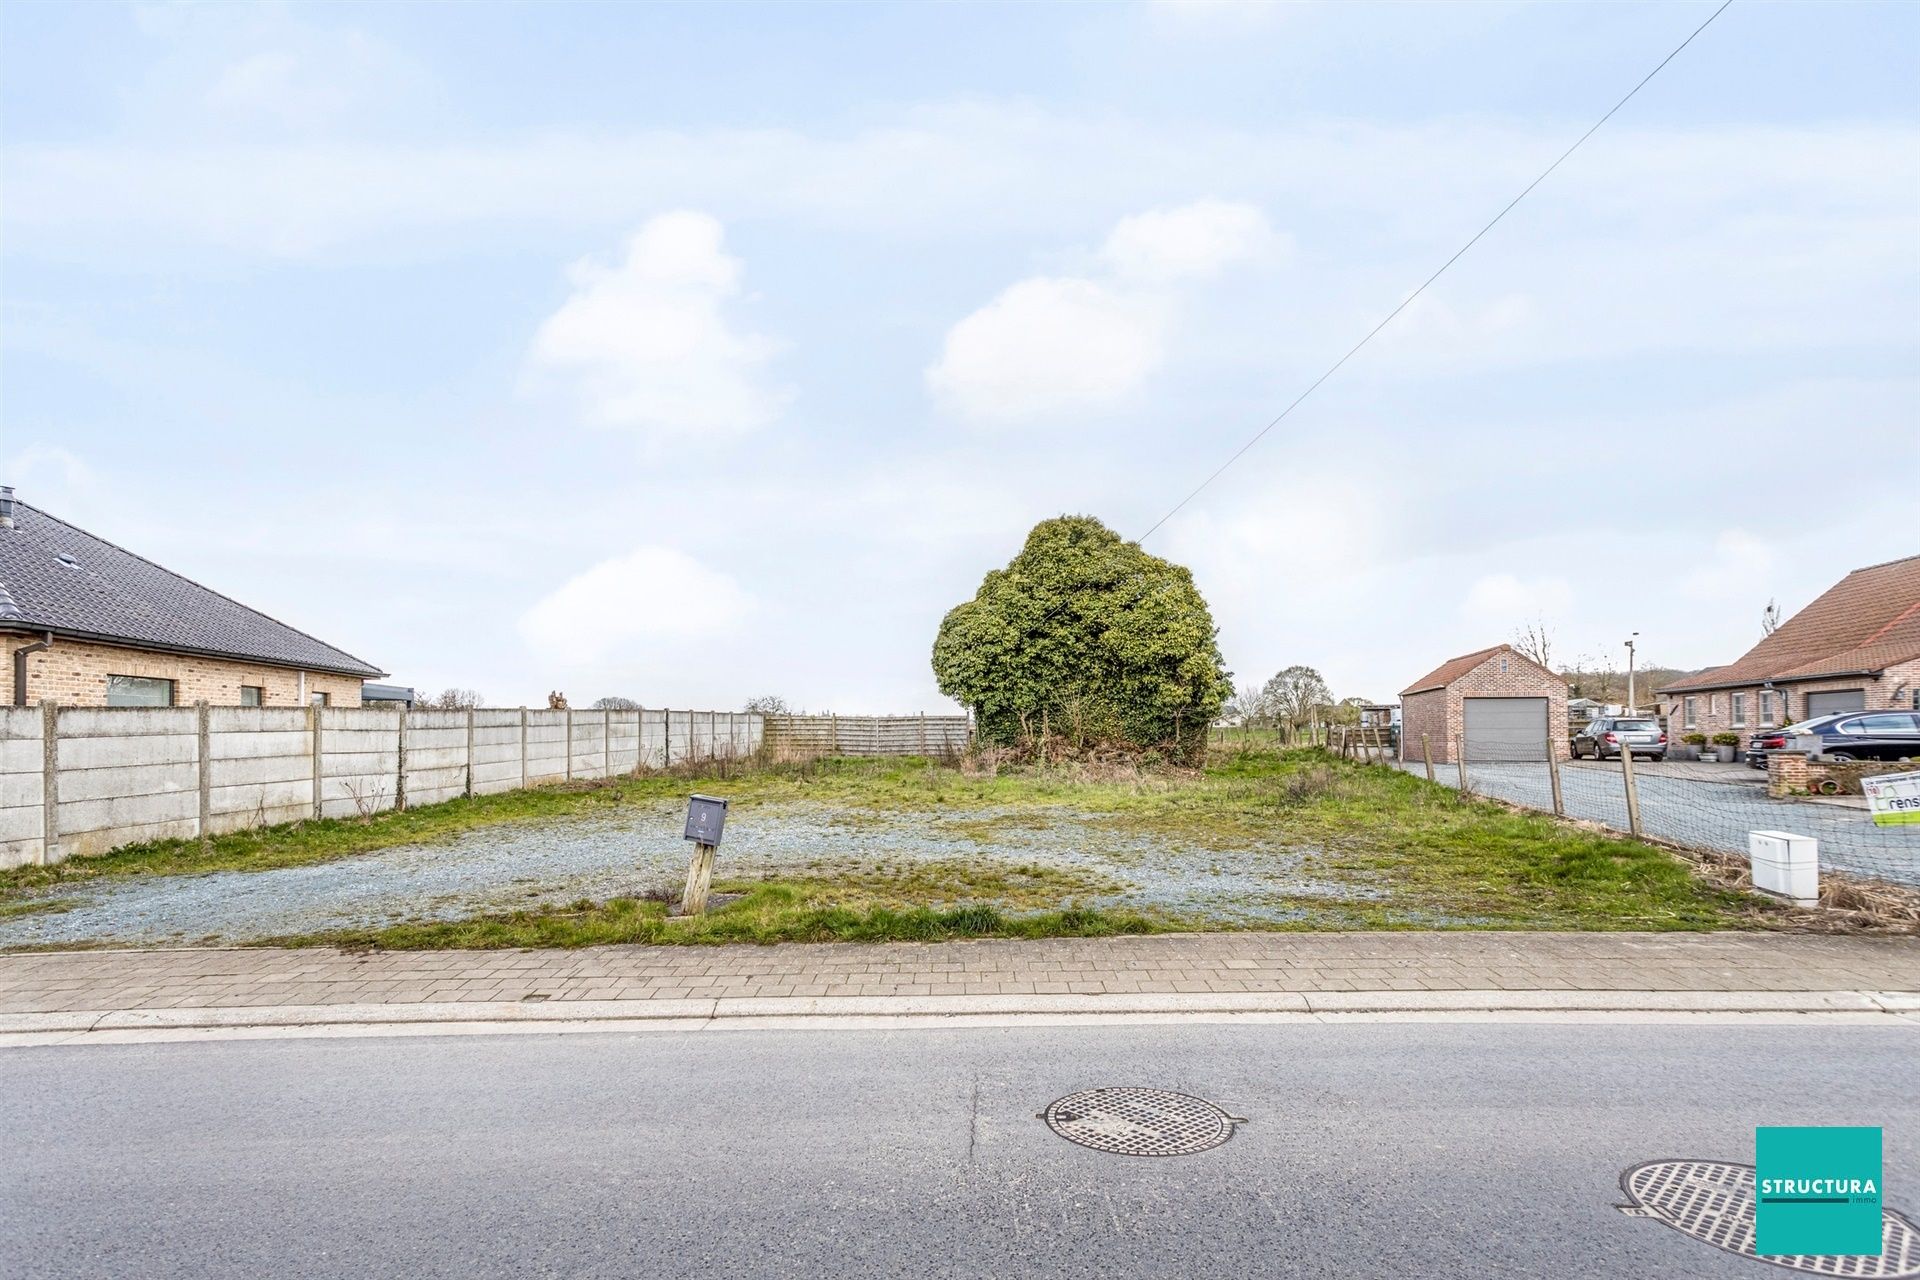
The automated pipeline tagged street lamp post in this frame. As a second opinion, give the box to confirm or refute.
[1624,632,1639,714]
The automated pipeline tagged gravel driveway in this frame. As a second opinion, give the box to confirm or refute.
[1396,759,1920,887]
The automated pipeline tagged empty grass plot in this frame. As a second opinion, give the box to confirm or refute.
[0,749,1774,950]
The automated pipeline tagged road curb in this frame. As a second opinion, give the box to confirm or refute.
[4,988,1916,1044]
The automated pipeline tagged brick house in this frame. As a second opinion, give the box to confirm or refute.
[0,487,383,707]
[1399,643,1569,765]
[1656,553,1920,741]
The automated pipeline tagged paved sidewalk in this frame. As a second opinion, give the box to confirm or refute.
[3,932,1917,1019]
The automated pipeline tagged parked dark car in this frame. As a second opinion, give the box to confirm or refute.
[1570,717,1667,761]
[1746,711,1920,768]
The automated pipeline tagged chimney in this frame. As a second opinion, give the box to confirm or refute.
[0,486,13,529]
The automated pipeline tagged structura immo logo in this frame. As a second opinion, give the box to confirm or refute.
[1756,1126,1884,1256]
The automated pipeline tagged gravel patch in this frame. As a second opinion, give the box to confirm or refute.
[0,800,1400,947]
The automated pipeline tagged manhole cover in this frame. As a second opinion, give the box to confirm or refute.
[1042,1088,1241,1157]
[1618,1159,1920,1277]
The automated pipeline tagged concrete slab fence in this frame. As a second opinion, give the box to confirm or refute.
[0,705,763,869]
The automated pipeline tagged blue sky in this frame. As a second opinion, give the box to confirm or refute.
[3,0,1915,710]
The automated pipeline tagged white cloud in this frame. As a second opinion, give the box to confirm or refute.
[527,212,790,442]
[1101,199,1284,282]
[925,277,1164,424]
[927,199,1279,424]
[517,546,753,665]
[1462,572,1573,624]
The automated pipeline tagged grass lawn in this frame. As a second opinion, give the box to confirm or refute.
[3,748,1778,947]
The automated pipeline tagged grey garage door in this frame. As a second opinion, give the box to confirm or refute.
[1805,689,1865,717]
[1463,696,1548,762]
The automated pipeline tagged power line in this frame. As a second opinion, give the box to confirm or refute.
[1134,0,1736,545]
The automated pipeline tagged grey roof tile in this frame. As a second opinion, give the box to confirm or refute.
[0,498,384,678]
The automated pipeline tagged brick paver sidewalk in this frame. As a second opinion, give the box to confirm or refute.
[2,932,1916,1016]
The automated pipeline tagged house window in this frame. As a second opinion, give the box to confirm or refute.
[1759,689,1775,725]
[1731,693,1746,727]
[1499,658,1509,673]
[106,675,175,707]
[310,692,330,708]
[1684,697,1697,729]
[240,686,264,707]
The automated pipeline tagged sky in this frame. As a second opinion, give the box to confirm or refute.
[2,0,1915,711]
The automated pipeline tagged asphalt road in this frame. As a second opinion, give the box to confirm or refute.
[4,1021,1917,1279]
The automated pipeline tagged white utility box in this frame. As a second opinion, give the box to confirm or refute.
[1748,831,1819,908]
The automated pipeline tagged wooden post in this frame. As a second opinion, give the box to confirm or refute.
[1455,734,1469,798]
[309,702,323,820]
[465,708,476,798]
[196,700,211,849]
[1620,743,1644,837]
[41,701,59,866]
[680,841,717,915]
[395,707,408,811]
[1546,741,1564,817]
[1421,732,1435,782]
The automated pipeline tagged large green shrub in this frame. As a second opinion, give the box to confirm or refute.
[932,516,1231,758]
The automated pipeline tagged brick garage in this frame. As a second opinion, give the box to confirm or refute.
[1399,643,1569,765]
[0,487,382,708]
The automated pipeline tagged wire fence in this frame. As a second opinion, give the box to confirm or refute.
[1371,733,1920,890]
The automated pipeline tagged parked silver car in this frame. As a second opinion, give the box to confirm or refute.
[1570,716,1667,761]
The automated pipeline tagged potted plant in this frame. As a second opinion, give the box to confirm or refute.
[1678,732,1707,762]
[1710,731,1741,763]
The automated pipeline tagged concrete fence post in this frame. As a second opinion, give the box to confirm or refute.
[465,708,476,799]
[196,700,212,849]
[394,707,409,812]
[309,703,323,819]
[602,709,611,778]
[519,707,528,788]
[40,701,59,866]
[1620,744,1644,838]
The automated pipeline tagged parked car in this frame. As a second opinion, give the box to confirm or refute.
[1570,717,1667,761]
[1746,712,1920,769]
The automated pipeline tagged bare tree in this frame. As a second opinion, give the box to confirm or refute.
[1262,665,1333,741]
[427,688,483,710]
[1225,681,1270,726]
[1512,619,1554,670]
[591,695,640,710]
[744,695,791,715]
[1762,598,1782,636]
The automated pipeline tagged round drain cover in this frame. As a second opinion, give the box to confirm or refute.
[1618,1160,1920,1277]
[1042,1088,1239,1157]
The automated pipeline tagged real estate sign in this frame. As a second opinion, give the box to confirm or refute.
[1860,769,1920,827]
